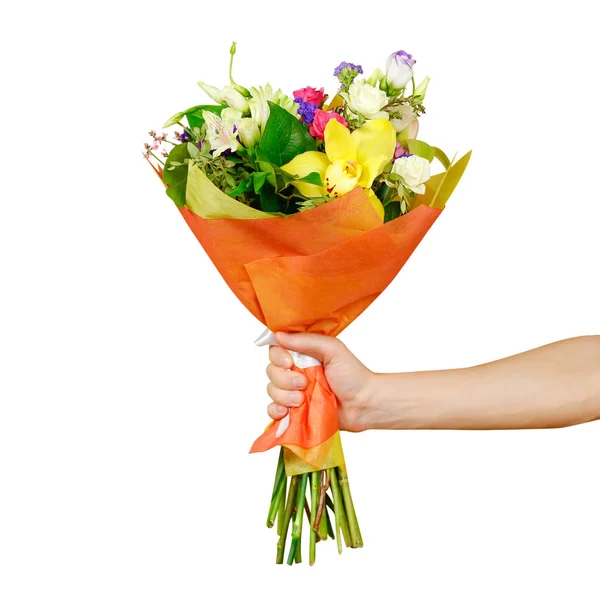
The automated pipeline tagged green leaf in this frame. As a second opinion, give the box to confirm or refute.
[257,162,277,188]
[384,201,401,223]
[296,171,323,187]
[257,102,316,167]
[432,146,451,170]
[162,143,191,207]
[252,171,268,194]
[407,139,435,162]
[228,179,252,198]
[187,142,200,159]
[426,150,472,210]
[259,184,283,213]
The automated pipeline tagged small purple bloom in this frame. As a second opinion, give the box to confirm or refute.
[333,61,363,77]
[179,131,189,143]
[294,99,318,125]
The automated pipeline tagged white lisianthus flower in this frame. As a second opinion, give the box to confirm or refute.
[389,104,417,133]
[220,85,250,113]
[347,79,389,119]
[385,50,416,90]
[249,84,299,129]
[203,108,242,156]
[391,154,431,194]
[237,117,260,147]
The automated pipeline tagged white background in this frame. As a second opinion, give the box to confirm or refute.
[1,1,599,598]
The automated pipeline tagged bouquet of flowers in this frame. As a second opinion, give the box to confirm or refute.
[144,43,470,565]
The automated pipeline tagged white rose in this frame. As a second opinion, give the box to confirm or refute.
[391,155,431,195]
[385,50,416,90]
[237,117,260,147]
[347,80,389,119]
[389,104,417,133]
[220,85,249,113]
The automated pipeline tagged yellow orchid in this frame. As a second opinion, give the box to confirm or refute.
[281,118,396,219]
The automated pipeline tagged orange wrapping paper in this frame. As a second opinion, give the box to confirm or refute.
[180,187,441,472]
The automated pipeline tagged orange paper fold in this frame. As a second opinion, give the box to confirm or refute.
[180,187,441,471]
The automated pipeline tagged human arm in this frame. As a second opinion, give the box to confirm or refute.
[266,333,600,431]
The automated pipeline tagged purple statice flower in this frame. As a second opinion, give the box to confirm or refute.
[333,61,363,77]
[333,61,364,90]
[294,98,318,125]
[179,131,190,143]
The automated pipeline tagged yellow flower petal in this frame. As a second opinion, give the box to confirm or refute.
[324,119,356,163]
[357,155,388,188]
[352,118,396,167]
[281,151,329,197]
[365,188,385,220]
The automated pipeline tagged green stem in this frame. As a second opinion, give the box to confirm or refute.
[288,473,309,565]
[267,449,286,528]
[271,449,285,498]
[276,475,299,565]
[277,477,287,536]
[328,468,349,553]
[337,466,363,548]
[325,504,335,540]
[309,471,319,565]
[149,151,165,166]
[267,475,286,529]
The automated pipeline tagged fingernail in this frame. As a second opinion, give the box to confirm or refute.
[293,377,306,389]
[289,392,303,406]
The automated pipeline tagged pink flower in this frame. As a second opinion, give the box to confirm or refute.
[394,142,408,159]
[309,110,348,141]
[293,86,327,106]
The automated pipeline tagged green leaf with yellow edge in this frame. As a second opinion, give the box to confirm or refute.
[418,150,472,210]
[407,139,435,162]
[432,146,451,170]
[185,162,274,219]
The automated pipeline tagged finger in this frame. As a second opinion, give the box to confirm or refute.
[274,331,344,364]
[269,345,293,369]
[266,363,306,391]
[267,382,305,408]
[267,402,289,421]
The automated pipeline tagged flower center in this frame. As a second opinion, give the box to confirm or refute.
[325,159,362,197]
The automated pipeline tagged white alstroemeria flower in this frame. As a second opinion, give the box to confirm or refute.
[203,108,242,156]
[389,104,417,133]
[392,154,431,194]
[347,79,389,119]
[248,83,298,129]
[237,117,260,147]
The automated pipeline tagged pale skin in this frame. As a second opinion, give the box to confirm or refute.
[266,332,600,431]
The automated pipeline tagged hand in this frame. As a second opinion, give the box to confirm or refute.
[266,331,375,432]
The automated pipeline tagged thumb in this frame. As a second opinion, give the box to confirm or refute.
[274,331,343,364]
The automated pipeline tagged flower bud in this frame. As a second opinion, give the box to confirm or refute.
[197,81,224,104]
[385,50,416,90]
[238,118,260,147]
